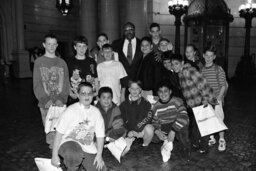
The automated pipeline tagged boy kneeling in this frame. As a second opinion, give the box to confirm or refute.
[95,87,126,141]
[51,82,106,171]
[152,81,190,162]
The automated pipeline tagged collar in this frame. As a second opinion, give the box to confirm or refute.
[159,96,172,104]
[125,37,136,44]
[79,102,91,109]
[128,94,142,104]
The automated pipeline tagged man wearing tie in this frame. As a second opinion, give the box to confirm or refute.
[112,22,143,86]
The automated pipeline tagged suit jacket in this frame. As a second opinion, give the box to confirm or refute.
[112,38,142,85]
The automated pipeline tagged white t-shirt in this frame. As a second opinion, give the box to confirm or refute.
[55,102,105,154]
[97,60,127,105]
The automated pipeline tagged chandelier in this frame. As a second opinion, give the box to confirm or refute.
[56,0,73,16]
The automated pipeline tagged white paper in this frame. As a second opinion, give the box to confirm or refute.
[34,158,62,171]
[192,105,228,137]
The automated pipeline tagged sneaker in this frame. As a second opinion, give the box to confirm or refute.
[218,139,226,151]
[208,135,216,146]
[161,140,173,162]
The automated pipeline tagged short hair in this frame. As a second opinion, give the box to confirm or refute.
[97,33,109,40]
[98,87,113,98]
[171,53,184,62]
[123,22,135,30]
[128,79,142,88]
[44,33,57,42]
[150,23,160,30]
[73,35,88,46]
[141,36,152,44]
[102,43,113,51]
[186,44,197,51]
[77,82,93,93]
[162,51,173,62]
[157,80,174,92]
[204,45,217,54]
[159,38,170,44]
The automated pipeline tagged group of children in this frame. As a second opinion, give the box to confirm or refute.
[33,23,228,170]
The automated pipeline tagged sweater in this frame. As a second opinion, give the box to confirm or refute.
[152,97,189,132]
[95,102,125,136]
[33,56,70,108]
[120,97,153,132]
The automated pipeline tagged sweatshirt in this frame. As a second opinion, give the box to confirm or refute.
[33,56,70,108]
[120,97,153,132]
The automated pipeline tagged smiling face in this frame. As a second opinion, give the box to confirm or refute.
[129,83,142,99]
[203,50,216,66]
[78,86,94,107]
[124,24,135,41]
[185,46,196,61]
[43,38,58,55]
[149,26,161,40]
[102,48,113,61]
[171,59,184,73]
[163,59,172,71]
[74,42,87,57]
[159,40,169,52]
[97,35,109,49]
[158,86,172,103]
[141,40,152,55]
[99,92,112,108]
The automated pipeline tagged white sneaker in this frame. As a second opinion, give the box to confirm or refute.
[161,140,173,162]
[218,139,226,151]
[208,135,216,146]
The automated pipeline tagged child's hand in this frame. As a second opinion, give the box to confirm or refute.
[93,154,105,170]
[155,130,167,141]
[127,131,136,138]
[167,130,175,142]
[51,155,60,167]
[45,100,53,109]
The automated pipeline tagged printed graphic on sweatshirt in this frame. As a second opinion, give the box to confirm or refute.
[70,68,84,94]
[40,66,64,96]
[66,118,94,145]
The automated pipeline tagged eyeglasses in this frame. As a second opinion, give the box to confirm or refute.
[79,92,94,96]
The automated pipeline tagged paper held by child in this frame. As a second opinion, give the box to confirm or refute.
[192,105,228,137]
[34,157,62,171]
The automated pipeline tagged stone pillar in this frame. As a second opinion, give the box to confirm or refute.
[120,0,148,39]
[80,0,97,49]
[12,0,31,78]
[98,0,119,42]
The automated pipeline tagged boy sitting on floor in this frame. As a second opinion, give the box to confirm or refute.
[120,79,154,147]
[152,81,190,162]
[95,87,126,141]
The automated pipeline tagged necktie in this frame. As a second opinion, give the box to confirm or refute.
[127,40,133,65]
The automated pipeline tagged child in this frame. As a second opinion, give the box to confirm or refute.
[91,33,119,64]
[185,44,204,71]
[51,82,107,171]
[33,33,69,127]
[161,51,183,99]
[120,80,154,147]
[95,87,126,140]
[66,35,98,105]
[202,45,227,151]
[171,54,217,154]
[152,81,190,162]
[97,44,127,105]
[158,38,173,53]
[137,36,163,97]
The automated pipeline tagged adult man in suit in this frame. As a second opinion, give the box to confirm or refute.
[112,22,143,85]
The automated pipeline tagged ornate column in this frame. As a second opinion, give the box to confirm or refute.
[98,0,119,42]
[12,0,31,78]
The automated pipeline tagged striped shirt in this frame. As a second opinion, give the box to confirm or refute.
[152,97,189,131]
[201,64,226,97]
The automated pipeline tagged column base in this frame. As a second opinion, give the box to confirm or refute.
[12,50,32,78]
